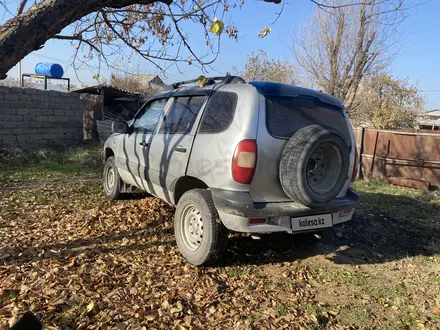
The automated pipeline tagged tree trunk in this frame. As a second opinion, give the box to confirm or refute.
[0,0,171,79]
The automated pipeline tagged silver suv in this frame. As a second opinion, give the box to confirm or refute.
[102,76,360,265]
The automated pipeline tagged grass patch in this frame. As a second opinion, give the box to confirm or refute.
[277,278,295,287]
[354,180,440,255]
[0,143,102,184]
[395,305,423,330]
[225,265,252,278]
[276,303,287,318]
[304,303,329,329]
[354,180,440,221]
[323,269,404,300]
[337,306,372,329]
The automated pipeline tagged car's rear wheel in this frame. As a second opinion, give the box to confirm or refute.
[103,156,123,200]
[174,189,227,266]
[279,125,350,208]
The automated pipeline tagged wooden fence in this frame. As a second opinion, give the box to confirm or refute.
[355,128,440,189]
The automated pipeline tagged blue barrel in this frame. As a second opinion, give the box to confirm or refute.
[35,62,64,78]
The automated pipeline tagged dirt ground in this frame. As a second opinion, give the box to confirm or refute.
[0,144,439,329]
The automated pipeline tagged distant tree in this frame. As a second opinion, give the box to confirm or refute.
[291,0,408,111]
[350,73,423,129]
[233,50,298,84]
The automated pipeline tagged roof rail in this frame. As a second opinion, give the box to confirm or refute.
[170,75,246,89]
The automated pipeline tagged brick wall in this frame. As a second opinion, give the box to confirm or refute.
[0,86,85,145]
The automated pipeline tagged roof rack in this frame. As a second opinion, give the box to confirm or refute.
[170,75,246,89]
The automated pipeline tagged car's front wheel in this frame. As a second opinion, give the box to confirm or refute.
[174,189,227,266]
[103,156,123,200]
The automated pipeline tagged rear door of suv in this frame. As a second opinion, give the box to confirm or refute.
[147,94,207,203]
[250,92,353,203]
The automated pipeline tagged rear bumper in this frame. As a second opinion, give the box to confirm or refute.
[210,188,360,233]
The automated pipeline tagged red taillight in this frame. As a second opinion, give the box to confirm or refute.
[232,139,257,184]
[249,218,266,225]
[351,147,358,182]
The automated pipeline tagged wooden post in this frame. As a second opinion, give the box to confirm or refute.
[357,127,365,179]
[370,131,379,180]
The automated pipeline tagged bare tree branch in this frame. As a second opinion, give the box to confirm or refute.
[16,0,29,15]
[292,0,407,112]
[52,34,100,53]
[100,10,167,73]
[168,6,219,68]
[0,0,420,80]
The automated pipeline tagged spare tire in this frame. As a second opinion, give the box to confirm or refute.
[279,125,350,208]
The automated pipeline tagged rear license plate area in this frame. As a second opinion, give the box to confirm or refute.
[291,214,332,231]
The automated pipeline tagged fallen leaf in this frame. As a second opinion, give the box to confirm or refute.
[86,301,95,314]
[170,307,181,314]
[116,322,126,330]
[432,307,440,316]
[416,322,425,329]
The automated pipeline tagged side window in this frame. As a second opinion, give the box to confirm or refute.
[134,99,168,131]
[159,96,205,134]
[199,92,237,133]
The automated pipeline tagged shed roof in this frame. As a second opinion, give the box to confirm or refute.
[72,84,142,95]
[425,109,440,117]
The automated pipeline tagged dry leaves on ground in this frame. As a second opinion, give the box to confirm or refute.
[0,181,328,329]
[1,177,439,329]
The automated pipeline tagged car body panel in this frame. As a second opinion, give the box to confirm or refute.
[146,96,209,203]
[186,84,260,191]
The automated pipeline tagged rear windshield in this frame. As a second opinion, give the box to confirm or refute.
[266,95,346,139]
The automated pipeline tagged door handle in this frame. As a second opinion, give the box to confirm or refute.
[175,145,187,153]
[139,142,149,147]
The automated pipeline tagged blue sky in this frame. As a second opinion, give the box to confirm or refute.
[3,0,440,109]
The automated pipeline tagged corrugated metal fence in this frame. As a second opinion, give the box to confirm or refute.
[355,128,440,189]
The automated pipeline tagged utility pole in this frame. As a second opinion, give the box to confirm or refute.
[18,61,22,87]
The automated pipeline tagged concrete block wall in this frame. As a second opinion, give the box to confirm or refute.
[0,86,85,145]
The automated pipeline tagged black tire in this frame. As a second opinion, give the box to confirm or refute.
[103,156,123,200]
[174,189,227,266]
[279,125,350,208]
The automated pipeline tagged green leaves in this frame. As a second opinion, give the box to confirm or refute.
[197,75,207,87]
